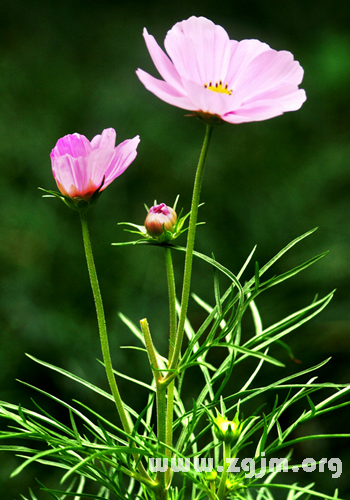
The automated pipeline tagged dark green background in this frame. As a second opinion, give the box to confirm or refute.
[0,0,349,498]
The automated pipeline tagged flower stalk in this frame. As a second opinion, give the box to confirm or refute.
[168,123,213,372]
[140,318,169,499]
[80,209,153,486]
[79,208,132,433]
[217,442,232,500]
[165,247,177,359]
[164,247,177,484]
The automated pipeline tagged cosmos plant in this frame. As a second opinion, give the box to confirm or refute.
[0,15,348,500]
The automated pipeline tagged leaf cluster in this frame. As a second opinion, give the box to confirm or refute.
[0,229,348,500]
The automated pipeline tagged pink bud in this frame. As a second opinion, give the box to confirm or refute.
[144,203,177,238]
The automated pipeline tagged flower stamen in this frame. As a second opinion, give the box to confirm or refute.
[204,80,232,95]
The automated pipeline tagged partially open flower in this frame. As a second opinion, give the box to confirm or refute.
[137,16,306,124]
[213,411,242,444]
[50,128,140,205]
[144,203,177,238]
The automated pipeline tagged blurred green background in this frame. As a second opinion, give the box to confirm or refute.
[0,0,349,498]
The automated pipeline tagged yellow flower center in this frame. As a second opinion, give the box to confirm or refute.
[204,80,232,95]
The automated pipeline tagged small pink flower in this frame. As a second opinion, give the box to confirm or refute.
[51,128,140,200]
[145,203,177,237]
[136,16,306,124]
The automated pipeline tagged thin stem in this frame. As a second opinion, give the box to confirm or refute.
[164,247,176,470]
[79,209,154,486]
[217,441,231,500]
[140,318,162,382]
[155,383,168,496]
[79,209,131,434]
[169,124,213,372]
[164,247,177,360]
[165,378,174,487]
[165,381,174,456]
[140,318,168,499]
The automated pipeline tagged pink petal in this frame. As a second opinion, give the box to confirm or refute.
[181,77,236,116]
[226,39,271,91]
[276,88,307,111]
[242,82,307,111]
[52,154,88,196]
[142,29,184,93]
[102,135,141,189]
[136,69,197,110]
[91,128,117,150]
[86,148,117,188]
[51,133,92,159]
[234,50,304,104]
[222,99,285,124]
[164,16,232,85]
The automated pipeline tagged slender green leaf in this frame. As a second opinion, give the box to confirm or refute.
[256,228,318,278]
[252,483,346,500]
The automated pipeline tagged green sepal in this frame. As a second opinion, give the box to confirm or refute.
[38,177,104,211]
[38,187,78,211]
[117,199,204,245]
[212,409,243,444]
[193,111,225,126]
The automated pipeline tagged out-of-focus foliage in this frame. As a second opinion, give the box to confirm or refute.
[0,0,349,497]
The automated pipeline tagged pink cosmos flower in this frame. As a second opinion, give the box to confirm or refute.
[51,128,140,200]
[136,16,306,124]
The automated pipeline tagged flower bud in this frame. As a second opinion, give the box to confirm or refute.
[204,470,217,482]
[225,478,243,491]
[144,203,177,238]
[213,411,242,444]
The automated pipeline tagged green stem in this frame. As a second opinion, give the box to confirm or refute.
[79,210,154,486]
[164,247,177,360]
[164,246,176,470]
[79,209,131,434]
[165,381,174,456]
[155,383,168,496]
[140,318,161,382]
[165,378,174,487]
[140,318,168,499]
[217,441,231,500]
[169,124,213,372]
